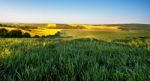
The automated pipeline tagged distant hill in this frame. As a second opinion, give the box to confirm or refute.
[0,23,150,37]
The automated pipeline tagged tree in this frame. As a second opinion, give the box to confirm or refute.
[41,35,46,38]
[34,35,40,38]
[23,32,31,38]
[54,31,61,37]
[0,28,8,38]
[0,24,3,26]
[8,30,23,38]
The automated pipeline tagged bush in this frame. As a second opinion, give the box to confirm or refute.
[41,35,46,38]
[23,32,31,38]
[0,29,32,38]
[34,35,40,38]
[46,31,61,38]
[54,31,61,37]
[8,30,23,38]
[0,28,8,38]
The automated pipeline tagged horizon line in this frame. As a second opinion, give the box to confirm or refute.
[0,21,150,25]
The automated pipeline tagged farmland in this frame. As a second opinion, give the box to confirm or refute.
[0,23,150,81]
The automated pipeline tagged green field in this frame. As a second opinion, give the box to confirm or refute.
[62,29,150,40]
[0,38,150,81]
[0,24,150,81]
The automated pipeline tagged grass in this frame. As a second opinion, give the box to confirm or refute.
[62,29,150,41]
[0,38,150,81]
[113,38,150,51]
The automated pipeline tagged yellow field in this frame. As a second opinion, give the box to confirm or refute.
[81,25,119,30]
[29,28,61,36]
[68,24,119,30]
[47,23,57,27]
[0,27,18,31]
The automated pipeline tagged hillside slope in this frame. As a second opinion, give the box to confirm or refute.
[0,38,150,81]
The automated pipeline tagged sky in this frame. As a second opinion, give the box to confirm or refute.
[0,0,150,24]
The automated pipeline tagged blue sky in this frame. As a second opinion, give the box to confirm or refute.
[0,0,150,24]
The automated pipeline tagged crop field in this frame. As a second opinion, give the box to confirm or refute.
[0,24,150,81]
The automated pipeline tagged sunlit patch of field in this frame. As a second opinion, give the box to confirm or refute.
[0,27,18,31]
[68,24,79,27]
[81,25,119,30]
[30,28,62,36]
[47,23,57,27]
[68,24,120,31]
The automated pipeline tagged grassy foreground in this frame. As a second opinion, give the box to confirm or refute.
[0,38,150,81]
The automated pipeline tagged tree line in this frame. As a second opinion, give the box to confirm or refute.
[0,28,61,38]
